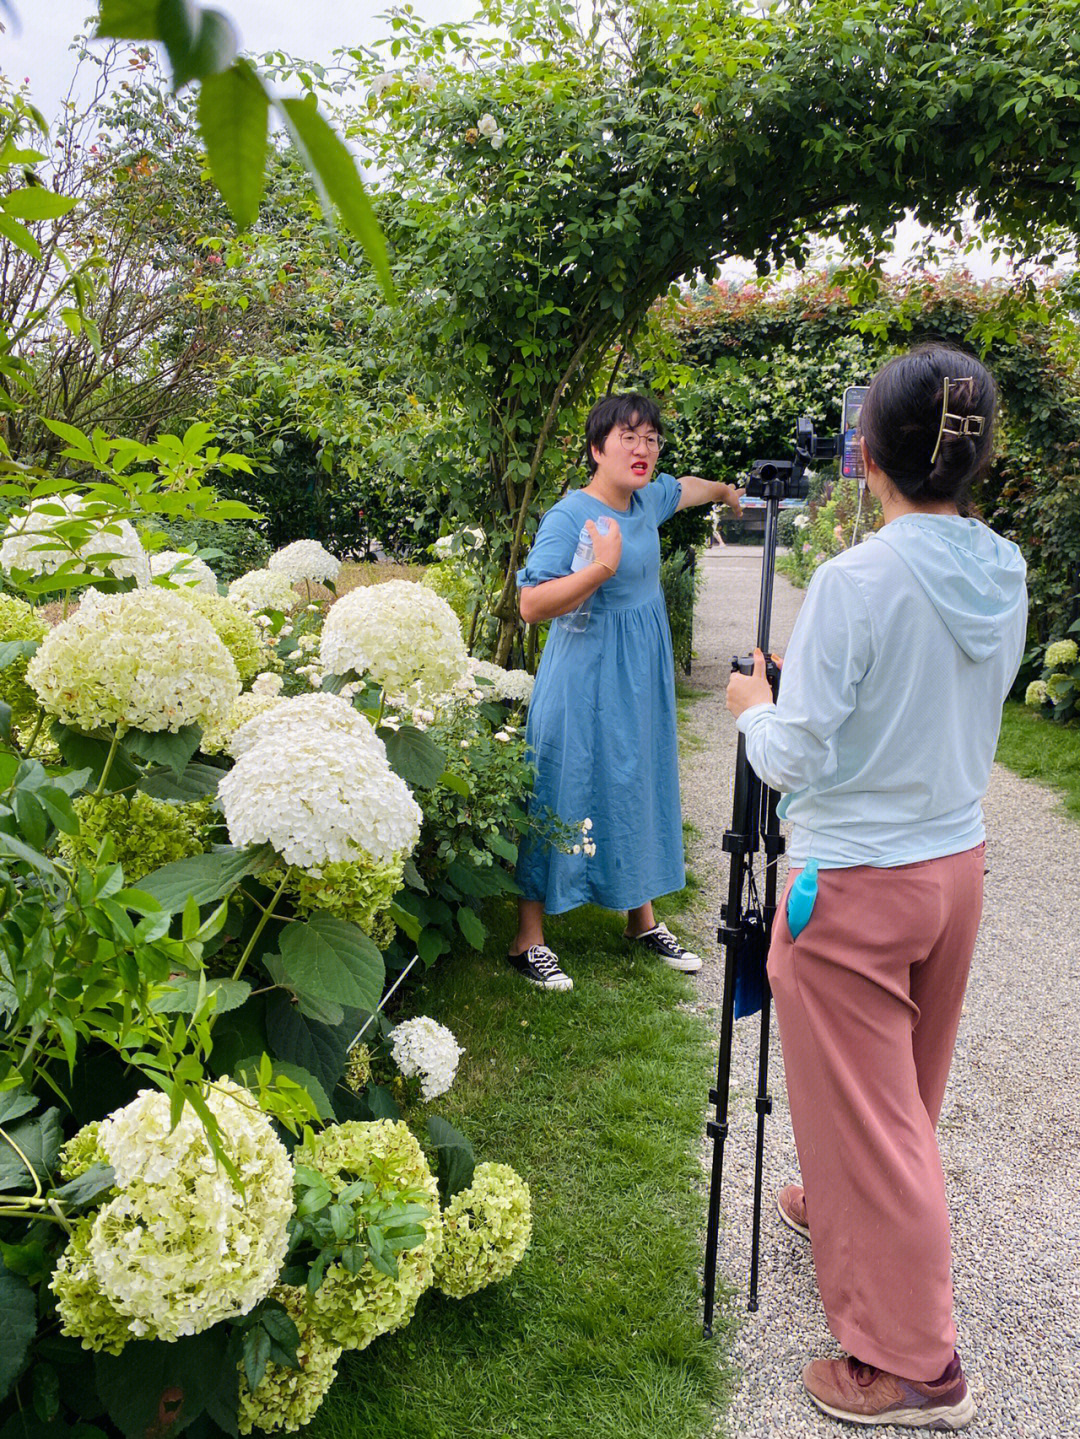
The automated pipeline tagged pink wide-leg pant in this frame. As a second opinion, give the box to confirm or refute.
[767,845,985,1381]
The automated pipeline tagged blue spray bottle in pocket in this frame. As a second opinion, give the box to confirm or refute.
[786,858,819,940]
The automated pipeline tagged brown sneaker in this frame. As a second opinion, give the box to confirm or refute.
[803,1353,975,1430]
[777,1184,810,1240]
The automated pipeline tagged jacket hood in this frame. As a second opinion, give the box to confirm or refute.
[872,515,1027,663]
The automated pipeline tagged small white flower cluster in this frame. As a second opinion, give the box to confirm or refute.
[477,113,506,150]
[228,568,299,616]
[390,1016,464,1101]
[149,549,219,592]
[467,658,534,704]
[792,513,811,531]
[432,526,486,559]
[52,1081,293,1346]
[26,588,240,734]
[572,816,597,858]
[219,693,422,868]
[250,671,285,697]
[267,539,341,585]
[320,580,469,704]
[1,494,150,585]
[368,70,397,100]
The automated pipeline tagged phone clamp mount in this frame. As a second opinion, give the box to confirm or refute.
[701,419,837,1338]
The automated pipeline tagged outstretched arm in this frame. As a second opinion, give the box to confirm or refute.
[676,475,744,515]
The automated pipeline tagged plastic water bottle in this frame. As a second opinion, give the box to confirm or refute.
[786,858,819,940]
[558,518,610,632]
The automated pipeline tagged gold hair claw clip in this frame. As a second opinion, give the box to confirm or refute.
[931,375,985,464]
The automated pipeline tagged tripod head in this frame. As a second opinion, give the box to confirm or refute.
[745,417,840,503]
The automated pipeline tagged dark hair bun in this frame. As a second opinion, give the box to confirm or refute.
[860,345,996,510]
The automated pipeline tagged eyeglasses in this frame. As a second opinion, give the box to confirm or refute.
[616,429,665,454]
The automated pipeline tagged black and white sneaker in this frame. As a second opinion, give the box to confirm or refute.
[627,922,702,972]
[507,944,574,991]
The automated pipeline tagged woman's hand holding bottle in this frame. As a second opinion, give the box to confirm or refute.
[587,516,622,578]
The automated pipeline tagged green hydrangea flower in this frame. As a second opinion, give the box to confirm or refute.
[300,1120,442,1351]
[1046,671,1073,701]
[0,592,48,727]
[1044,638,1078,670]
[50,1216,133,1356]
[237,1286,341,1435]
[344,1045,372,1094]
[59,1121,106,1180]
[1025,680,1049,707]
[180,592,266,683]
[60,792,209,883]
[434,1162,532,1300]
[265,852,405,944]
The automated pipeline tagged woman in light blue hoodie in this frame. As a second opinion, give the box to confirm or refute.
[727,346,1027,1432]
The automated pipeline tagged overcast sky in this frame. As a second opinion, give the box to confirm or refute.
[2,0,1018,279]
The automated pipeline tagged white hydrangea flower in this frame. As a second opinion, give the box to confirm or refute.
[26,588,240,734]
[1,494,150,585]
[219,722,422,868]
[432,526,486,559]
[200,690,285,755]
[227,691,381,760]
[1044,638,1078,669]
[251,671,285,697]
[467,658,534,704]
[477,113,498,138]
[228,568,300,616]
[65,1081,293,1344]
[149,550,219,592]
[319,580,468,704]
[390,1016,464,1101]
[267,539,341,585]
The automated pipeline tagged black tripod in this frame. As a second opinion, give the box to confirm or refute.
[701,427,835,1337]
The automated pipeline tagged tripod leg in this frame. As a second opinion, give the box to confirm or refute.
[748,784,783,1310]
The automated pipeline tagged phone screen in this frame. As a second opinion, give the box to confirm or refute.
[841,386,869,482]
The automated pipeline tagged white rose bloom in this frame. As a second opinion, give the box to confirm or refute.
[228,569,299,616]
[219,722,421,868]
[319,580,468,703]
[490,128,506,150]
[78,1081,293,1342]
[1,494,150,586]
[267,539,341,585]
[149,550,219,593]
[477,113,498,138]
[390,1016,464,1101]
[26,588,240,734]
[414,71,436,92]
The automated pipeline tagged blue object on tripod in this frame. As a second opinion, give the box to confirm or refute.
[733,910,768,1019]
[786,858,819,940]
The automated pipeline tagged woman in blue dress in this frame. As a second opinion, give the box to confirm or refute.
[509,392,743,990]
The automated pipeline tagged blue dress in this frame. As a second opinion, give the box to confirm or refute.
[515,473,685,914]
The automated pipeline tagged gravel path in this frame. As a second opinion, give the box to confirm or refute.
[677,547,1080,1439]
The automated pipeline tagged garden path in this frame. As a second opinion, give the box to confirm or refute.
[679,546,1080,1439]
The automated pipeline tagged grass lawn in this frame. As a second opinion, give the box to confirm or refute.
[996,700,1080,822]
[310,897,733,1439]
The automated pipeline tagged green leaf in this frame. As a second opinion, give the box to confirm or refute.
[49,1162,116,1210]
[379,724,446,789]
[198,62,270,231]
[0,212,42,261]
[96,0,160,38]
[263,992,354,1100]
[0,640,38,670]
[159,1,239,90]
[241,1327,271,1394]
[36,786,78,836]
[0,1269,37,1402]
[2,189,78,222]
[276,914,384,1013]
[138,844,276,912]
[150,978,251,1015]
[437,769,470,798]
[238,1060,333,1121]
[445,859,518,898]
[426,1116,475,1203]
[402,856,428,893]
[52,725,142,794]
[0,1108,63,1192]
[94,1330,230,1439]
[125,725,202,779]
[456,904,486,951]
[139,760,222,802]
[0,1089,38,1126]
[278,98,394,298]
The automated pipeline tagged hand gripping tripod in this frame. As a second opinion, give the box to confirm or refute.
[701,422,836,1338]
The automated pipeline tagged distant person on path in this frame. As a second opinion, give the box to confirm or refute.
[509,391,743,991]
[726,345,1027,1431]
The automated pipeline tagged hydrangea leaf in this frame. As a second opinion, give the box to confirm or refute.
[276,914,384,1013]
[52,724,143,793]
[125,724,202,779]
[138,843,276,912]
[150,977,251,1016]
[0,1268,37,1402]
[0,1107,62,1192]
[456,905,486,952]
[94,1330,231,1439]
[263,993,355,1101]
[426,1116,475,1203]
[49,1162,116,1210]
[0,1089,38,1126]
[139,760,222,802]
[378,724,446,789]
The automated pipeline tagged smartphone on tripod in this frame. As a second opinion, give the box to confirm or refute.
[841,386,869,485]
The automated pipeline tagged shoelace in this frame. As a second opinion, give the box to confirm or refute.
[530,947,564,977]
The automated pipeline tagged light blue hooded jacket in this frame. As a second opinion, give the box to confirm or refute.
[736,513,1028,868]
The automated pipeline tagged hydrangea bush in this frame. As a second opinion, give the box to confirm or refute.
[1024,634,1080,723]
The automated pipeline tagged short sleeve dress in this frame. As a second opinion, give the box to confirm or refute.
[515,473,685,914]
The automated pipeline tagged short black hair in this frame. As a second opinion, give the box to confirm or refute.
[583,391,664,475]
[860,344,996,511]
